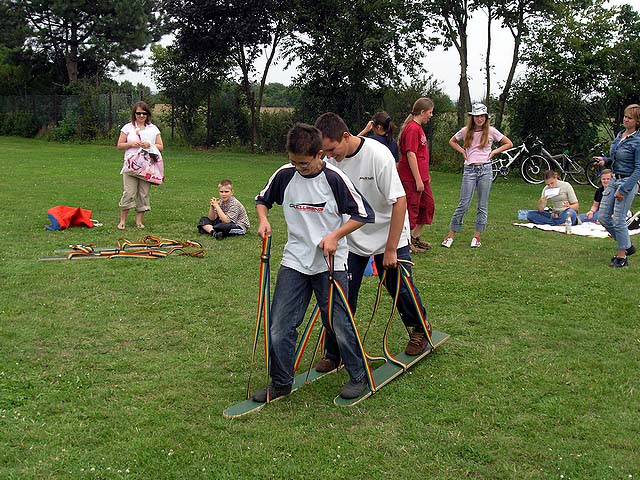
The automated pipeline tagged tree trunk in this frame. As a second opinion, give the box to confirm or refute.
[66,24,79,84]
[485,3,493,104]
[495,2,524,130]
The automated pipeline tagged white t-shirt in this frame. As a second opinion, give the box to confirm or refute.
[256,161,375,275]
[327,137,410,256]
[120,122,161,158]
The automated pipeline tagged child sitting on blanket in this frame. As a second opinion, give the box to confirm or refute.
[197,179,250,239]
[526,170,579,226]
[579,169,612,224]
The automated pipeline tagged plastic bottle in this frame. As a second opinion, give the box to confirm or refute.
[565,214,572,234]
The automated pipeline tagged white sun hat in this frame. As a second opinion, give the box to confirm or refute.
[468,103,489,116]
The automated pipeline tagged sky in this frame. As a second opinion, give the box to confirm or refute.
[114,0,637,102]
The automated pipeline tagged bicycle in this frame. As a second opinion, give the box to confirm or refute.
[585,157,640,195]
[520,138,589,185]
[491,139,532,182]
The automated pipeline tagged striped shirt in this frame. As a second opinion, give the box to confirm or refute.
[219,196,250,231]
[256,161,375,274]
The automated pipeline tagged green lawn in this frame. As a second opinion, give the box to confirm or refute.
[1,137,638,479]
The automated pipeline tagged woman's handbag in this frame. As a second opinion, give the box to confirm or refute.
[123,145,165,185]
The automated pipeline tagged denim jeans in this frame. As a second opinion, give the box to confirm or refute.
[323,246,428,363]
[269,266,365,388]
[450,163,492,233]
[526,208,578,226]
[598,178,639,250]
[578,211,600,223]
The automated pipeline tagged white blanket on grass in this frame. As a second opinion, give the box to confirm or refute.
[513,222,640,238]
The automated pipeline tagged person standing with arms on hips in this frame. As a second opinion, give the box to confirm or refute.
[116,101,163,230]
[397,97,435,253]
[314,112,432,367]
[594,104,640,268]
[442,103,512,248]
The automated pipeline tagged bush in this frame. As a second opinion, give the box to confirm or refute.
[0,112,39,137]
[50,112,79,143]
[259,109,295,153]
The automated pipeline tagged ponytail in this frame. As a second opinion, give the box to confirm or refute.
[398,97,434,145]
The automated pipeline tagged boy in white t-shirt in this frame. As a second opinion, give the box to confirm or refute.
[314,112,432,365]
[252,123,375,403]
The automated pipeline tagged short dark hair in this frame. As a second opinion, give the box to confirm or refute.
[314,112,349,142]
[286,123,322,156]
[543,170,559,180]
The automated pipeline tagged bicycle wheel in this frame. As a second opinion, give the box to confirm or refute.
[585,160,603,188]
[521,155,550,184]
[567,155,588,185]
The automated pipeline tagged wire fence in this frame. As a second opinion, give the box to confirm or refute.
[0,92,144,137]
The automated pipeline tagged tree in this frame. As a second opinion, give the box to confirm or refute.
[163,0,292,151]
[13,0,164,84]
[150,45,226,145]
[424,0,474,126]
[285,0,426,127]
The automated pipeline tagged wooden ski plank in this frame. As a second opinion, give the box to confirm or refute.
[334,330,449,407]
[223,366,339,419]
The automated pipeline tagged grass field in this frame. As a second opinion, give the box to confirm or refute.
[1,137,638,479]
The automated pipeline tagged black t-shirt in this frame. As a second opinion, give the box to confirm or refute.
[594,186,604,203]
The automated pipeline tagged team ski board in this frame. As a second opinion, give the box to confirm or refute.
[223,366,339,419]
[334,329,449,407]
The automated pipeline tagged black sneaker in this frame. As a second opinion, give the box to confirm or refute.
[212,231,224,240]
[626,244,636,256]
[251,384,292,403]
[339,377,368,399]
[610,256,628,268]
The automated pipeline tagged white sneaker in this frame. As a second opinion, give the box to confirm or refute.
[470,237,482,248]
[441,237,454,248]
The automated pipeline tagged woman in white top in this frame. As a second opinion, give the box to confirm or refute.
[116,101,163,230]
[442,103,512,248]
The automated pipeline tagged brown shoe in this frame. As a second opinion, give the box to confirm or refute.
[315,357,339,373]
[409,243,426,254]
[405,329,429,356]
[412,236,432,250]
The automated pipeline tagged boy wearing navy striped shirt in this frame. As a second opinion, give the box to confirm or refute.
[253,123,375,402]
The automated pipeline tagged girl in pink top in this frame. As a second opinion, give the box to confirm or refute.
[441,103,512,248]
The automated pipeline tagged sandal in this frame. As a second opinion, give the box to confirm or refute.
[117,223,126,230]
[136,223,145,229]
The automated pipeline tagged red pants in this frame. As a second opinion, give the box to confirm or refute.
[402,180,435,229]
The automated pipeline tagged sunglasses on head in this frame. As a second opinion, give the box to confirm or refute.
[135,111,148,116]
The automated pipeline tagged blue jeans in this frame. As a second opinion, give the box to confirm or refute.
[526,208,578,226]
[269,266,365,388]
[578,211,600,223]
[323,246,428,363]
[450,163,493,233]
[599,178,638,251]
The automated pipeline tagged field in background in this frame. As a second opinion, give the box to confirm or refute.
[0,137,637,479]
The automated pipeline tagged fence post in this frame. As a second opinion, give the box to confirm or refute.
[206,91,212,147]
[108,92,113,133]
[171,96,175,141]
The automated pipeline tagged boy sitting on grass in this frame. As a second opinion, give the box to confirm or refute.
[197,179,250,239]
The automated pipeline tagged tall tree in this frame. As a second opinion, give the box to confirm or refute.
[163,0,293,151]
[285,0,427,127]
[426,0,473,126]
[13,0,164,84]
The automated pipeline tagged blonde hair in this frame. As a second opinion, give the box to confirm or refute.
[624,104,640,130]
[463,114,490,149]
[398,97,434,144]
